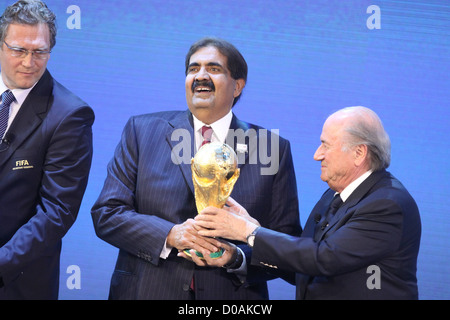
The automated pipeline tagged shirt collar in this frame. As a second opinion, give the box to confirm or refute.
[192,110,233,144]
[0,74,36,106]
[338,170,373,202]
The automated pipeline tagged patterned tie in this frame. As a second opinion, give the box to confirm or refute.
[0,90,15,140]
[200,125,213,147]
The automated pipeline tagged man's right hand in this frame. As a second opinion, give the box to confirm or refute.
[166,218,221,255]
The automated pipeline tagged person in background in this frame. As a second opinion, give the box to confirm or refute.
[196,106,421,299]
[0,0,94,299]
[91,37,301,300]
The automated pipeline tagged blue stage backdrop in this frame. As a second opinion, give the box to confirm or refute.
[0,0,448,299]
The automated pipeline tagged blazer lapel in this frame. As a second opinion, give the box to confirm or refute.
[0,70,52,167]
[166,110,196,195]
[311,190,335,241]
[340,169,388,210]
[320,170,389,239]
[226,114,251,169]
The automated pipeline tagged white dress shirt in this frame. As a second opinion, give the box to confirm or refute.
[192,110,233,152]
[338,170,374,202]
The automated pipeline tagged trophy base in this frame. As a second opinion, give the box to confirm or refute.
[184,248,224,259]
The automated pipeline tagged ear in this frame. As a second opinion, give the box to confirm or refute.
[354,144,368,167]
[233,79,246,98]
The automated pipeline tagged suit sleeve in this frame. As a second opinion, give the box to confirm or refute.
[0,106,94,280]
[241,137,302,285]
[91,117,175,266]
[251,197,403,276]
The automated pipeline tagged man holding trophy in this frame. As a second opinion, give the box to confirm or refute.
[91,37,301,300]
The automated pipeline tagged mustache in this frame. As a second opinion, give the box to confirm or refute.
[192,80,215,92]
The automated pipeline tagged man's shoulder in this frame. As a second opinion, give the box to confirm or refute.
[233,117,290,144]
[129,110,188,129]
[133,110,186,121]
[370,170,418,205]
[51,78,93,117]
[119,110,190,134]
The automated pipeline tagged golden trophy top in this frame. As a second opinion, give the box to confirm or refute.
[191,142,240,213]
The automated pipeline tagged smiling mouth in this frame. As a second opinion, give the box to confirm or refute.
[195,87,212,93]
[192,80,215,93]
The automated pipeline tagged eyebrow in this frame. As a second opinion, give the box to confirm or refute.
[187,62,224,69]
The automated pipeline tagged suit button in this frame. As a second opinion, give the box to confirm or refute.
[183,283,190,291]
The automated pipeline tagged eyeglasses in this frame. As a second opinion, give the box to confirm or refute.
[2,40,51,60]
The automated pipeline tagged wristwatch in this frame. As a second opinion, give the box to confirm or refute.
[246,227,260,248]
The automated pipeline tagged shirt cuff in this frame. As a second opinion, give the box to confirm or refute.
[225,247,247,283]
[160,239,172,259]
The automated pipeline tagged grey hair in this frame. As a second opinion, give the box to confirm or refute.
[0,0,57,49]
[339,106,391,170]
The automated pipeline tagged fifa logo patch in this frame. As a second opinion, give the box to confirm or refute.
[13,159,34,170]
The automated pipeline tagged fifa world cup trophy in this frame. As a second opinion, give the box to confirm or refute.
[187,142,240,258]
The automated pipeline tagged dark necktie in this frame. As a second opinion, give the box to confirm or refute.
[314,194,343,241]
[0,90,15,141]
[328,195,343,217]
[200,125,213,147]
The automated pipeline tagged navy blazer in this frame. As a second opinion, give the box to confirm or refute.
[252,169,421,299]
[0,70,94,299]
[91,110,301,300]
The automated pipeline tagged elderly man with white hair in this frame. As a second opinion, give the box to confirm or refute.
[196,106,421,300]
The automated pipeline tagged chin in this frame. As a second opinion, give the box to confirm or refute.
[15,78,38,90]
[189,105,209,117]
[190,104,211,113]
[192,96,214,106]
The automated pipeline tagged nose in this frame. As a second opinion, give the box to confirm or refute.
[21,52,35,68]
[195,67,210,81]
[313,145,324,161]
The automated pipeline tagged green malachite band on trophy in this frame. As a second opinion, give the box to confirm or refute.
[184,248,225,259]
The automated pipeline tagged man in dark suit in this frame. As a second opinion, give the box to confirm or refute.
[197,106,421,299]
[91,37,301,300]
[0,0,94,299]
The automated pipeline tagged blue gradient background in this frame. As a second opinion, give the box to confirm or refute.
[1,0,448,299]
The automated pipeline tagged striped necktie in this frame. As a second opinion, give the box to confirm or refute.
[0,90,15,140]
[200,125,213,147]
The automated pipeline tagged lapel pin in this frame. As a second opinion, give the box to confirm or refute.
[236,143,247,153]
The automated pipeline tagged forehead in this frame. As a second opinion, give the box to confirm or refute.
[321,117,345,143]
[4,23,50,46]
[189,46,228,65]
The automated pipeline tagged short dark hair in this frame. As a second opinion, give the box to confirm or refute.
[0,0,57,49]
[185,37,248,107]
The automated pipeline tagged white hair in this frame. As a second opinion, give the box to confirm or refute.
[336,106,391,170]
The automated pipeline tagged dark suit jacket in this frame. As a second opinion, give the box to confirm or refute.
[252,169,421,299]
[0,70,94,299]
[91,110,301,300]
